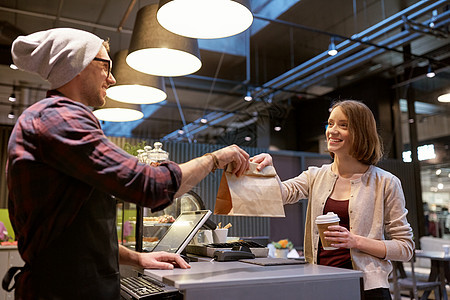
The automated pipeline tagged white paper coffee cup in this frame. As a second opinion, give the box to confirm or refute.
[316,212,340,250]
[213,228,228,243]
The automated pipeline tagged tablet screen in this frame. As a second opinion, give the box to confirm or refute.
[151,210,212,254]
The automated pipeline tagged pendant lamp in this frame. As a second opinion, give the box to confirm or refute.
[438,93,450,103]
[93,97,144,122]
[157,0,253,39]
[127,4,201,77]
[106,50,167,104]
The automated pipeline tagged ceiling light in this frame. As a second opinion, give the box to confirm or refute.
[438,93,450,103]
[436,169,442,175]
[178,129,184,135]
[244,90,253,101]
[437,183,444,190]
[106,50,167,104]
[127,4,201,77]
[157,0,253,39]
[9,64,18,70]
[429,10,438,28]
[426,64,435,78]
[327,37,338,56]
[7,110,15,119]
[93,98,144,122]
[9,93,16,102]
[200,118,208,124]
[274,125,281,132]
[244,136,251,142]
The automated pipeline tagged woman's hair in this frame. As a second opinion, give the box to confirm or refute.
[330,100,383,165]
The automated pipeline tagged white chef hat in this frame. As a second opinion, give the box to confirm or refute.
[11,28,104,89]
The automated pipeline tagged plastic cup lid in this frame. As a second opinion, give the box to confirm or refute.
[315,212,340,224]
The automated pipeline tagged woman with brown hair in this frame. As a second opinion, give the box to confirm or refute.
[253,100,414,300]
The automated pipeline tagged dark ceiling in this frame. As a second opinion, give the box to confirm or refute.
[0,0,449,146]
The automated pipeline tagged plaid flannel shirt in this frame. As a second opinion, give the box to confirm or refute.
[7,94,181,268]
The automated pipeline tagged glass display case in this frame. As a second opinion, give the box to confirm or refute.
[116,141,205,251]
[117,191,205,252]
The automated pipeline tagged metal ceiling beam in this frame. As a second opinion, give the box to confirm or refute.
[162,0,450,142]
[254,0,448,97]
[0,6,132,33]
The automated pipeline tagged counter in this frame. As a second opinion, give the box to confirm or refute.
[0,246,24,300]
[145,260,363,299]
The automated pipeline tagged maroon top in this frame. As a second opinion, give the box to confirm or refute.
[318,198,352,269]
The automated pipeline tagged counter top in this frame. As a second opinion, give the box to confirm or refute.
[0,245,18,250]
[145,260,362,291]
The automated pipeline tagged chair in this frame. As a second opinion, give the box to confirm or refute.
[391,257,441,300]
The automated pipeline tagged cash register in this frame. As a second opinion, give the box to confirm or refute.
[120,210,212,299]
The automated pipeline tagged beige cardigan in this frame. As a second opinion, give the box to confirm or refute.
[280,164,414,290]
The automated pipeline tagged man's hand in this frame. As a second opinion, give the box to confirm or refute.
[138,251,191,270]
[212,145,250,177]
[119,245,190,270]
[175,144,250,197]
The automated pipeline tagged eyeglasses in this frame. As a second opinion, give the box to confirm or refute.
[93,57,111,78]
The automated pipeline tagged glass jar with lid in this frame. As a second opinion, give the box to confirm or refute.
[148,142,169,163]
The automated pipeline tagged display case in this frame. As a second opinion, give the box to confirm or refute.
[116,141,205,251]
[117,191,205,252]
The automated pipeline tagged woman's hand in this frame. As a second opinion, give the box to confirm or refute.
[250,153,273,171]
[324,225,387,259]
[324,225,358,249]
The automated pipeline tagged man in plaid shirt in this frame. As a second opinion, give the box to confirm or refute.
[5,28,249,299]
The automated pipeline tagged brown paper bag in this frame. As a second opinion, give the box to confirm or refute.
[214,162,285,217]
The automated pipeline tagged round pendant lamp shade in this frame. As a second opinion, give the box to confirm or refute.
[93,97,144,122]
[106,50,167,104]
[157,0,253,39]
[127,4,201,77]
[438,93,450,103]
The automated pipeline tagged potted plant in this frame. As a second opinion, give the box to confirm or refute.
[272,239,293,258]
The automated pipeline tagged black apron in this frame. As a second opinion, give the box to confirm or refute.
[4,189,120,300]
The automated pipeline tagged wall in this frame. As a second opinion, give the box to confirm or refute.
[402,113,450,145]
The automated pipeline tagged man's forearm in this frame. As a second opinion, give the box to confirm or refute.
[175,154,214,198]
[119,244,141,267]
[174,145,249,198]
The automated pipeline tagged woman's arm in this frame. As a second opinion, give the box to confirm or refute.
[381,176,415,261]
[250,153,311,204]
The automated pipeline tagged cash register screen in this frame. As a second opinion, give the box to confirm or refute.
[151,210,212,254]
